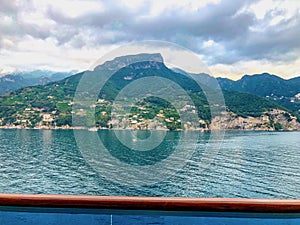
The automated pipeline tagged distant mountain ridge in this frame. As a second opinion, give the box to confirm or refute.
[96,53,163,71]
[0,53,298,130]
[217,73,300,97]
[217,73,300,116]
[0,70,76,94]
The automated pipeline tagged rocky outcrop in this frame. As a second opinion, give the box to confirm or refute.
[211,109,300,131]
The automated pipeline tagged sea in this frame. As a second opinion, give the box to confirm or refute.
[0,129,299,199]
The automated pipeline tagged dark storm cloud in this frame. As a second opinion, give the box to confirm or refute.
[1,0,300,65]
[44,0,275,64]
[0,20,51,42]
[128,0,255,41]
[46,1,135,27]
[46,0,255,43]
[43,0,258,52]
[0,0,50,46]
[235,11,300,62]
[45,1,141,47]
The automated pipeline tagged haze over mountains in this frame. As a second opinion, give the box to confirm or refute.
[0,70,76,94]
[0,53,299,130]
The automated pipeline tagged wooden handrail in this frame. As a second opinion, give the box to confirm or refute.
[0,194,300,213]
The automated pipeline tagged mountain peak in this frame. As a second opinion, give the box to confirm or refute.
[95,53,163,71]
[241,72,282,81]
[217,72,300,98]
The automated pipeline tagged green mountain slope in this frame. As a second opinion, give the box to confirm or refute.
[0,71,75,94]
[217,73,300,116]
[217,73,300,97]
[0,54,297,130]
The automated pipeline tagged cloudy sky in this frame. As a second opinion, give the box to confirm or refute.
[0,0,300,79]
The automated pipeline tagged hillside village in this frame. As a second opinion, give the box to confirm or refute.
[1,96,299,131]
[0,54,299,131]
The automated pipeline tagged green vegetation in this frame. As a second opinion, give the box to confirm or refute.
[0,60,294,130]
[223,91,283,118]
[274,122,282,131]
[217,73,300,117]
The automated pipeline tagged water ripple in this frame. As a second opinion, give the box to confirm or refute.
[0,129,299,198]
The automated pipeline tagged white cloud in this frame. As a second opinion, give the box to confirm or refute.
[31,0,104,18]
[149,0,221,16]
[202,40,216,48]
[210,58,300,80]
[249,0,274,19]
[249,0,300,24]
[0,35,118,72]
[0,0,300,79]
[0,38,14,49]
[18,9,55,27]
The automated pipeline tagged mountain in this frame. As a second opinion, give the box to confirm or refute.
[96,53,163,71]
[217,73,300,116]
[13,70,78,80]
[171,68,219,89]
[0,70,76,94]
[0,54,298,130]
[217,73,299,97]
[0,75,31,94]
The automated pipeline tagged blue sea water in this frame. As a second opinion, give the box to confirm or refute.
[0,129,299,199]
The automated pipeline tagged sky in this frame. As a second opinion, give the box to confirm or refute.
[0,0,300,80]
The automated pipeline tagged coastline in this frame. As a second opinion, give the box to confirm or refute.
[0,125,299,131]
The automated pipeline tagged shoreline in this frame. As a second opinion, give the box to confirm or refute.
[0,126,299,132]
